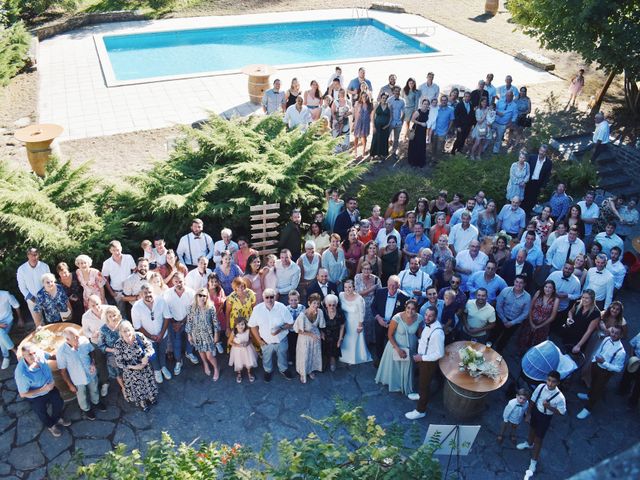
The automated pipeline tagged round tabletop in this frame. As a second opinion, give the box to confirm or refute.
[439,340,509,393]
[17,323,81,369]
[240,64,278,76]
[14,124,64,143]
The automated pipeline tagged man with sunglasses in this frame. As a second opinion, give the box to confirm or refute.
[248,288,294,382]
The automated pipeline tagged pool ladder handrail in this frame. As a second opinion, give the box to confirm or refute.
[353,7,369,19]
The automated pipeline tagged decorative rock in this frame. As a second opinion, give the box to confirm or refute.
[2,389,17,404]
[123,411,152,430]
[0,413,15,433]
[0,462,10,475]
[74,438,111,459]
[8,443,45,471]
[70,420,115,439]
[7,401,30,415]
[515,49,556,71]
[47,450,73,478]
[14,117,31,128]
[16,413,44,446]
[0,428,15,457]
[27,466,47,480]
[4,378,17,391]
[38,428,72,460]
[113,423,137,452]
[96,404,121,421]
[369,2,406,13]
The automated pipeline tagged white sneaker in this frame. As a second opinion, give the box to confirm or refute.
[516,441,533,450]
[216,342,224,355]
[576,408,591,420]
[186,353,200,365]
[405,409,426,420]
[1,357,10,369]
[173,361,182,376]
[154,370,163,384]
[577,393,589,401]
[100,383,109,397]
[161,367,172,380]
[407,393,420,401]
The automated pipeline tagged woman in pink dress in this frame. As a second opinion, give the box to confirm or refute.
[207,273,227,334]
[233,237,257,272]
[342,228,364,279]
[518,281,560,354]
[368,205,385,239]
[243,254,264,304]
[567,68,585,108]
[262,254,278,299]
[75,254,105,308]
[304,80,323,120]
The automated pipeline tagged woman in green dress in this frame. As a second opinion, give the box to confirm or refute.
[370,94,391,158]
[375,300,421,396]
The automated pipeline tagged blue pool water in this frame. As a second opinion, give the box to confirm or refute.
[102,19,436,81]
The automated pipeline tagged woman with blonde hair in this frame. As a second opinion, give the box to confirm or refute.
[186,287,220,380]
[75,254,106,308]
[97,306,126,397]
[148,272,168,297]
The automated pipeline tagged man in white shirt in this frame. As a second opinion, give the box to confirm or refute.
[248,289,294,382]
[176,218,214,270]
[213,228,239,266]
[122,258,152,310]
[101,240,136,318]
[517,370,566,475]
[606,247,626,291]
[546,221,567,249]
[405,307,445,420]
[591,112,610,162]
[583,254,614,309]
[546,262,582,328]
[131,285,171,384]
[418,72,440,103]
[152,238,168,267]
[326,66,343,89]
[184,256,212,292]
[577,192,599,238]
[284,96,312,131]
[0,290,23,369]
[375,218,401,249]
[455,240,488,293]
[163,273,198,376]
[398,257,432,301]
[577,325,625,419]
[546,227,585,271]
[275,250,301,299]
[81,295,109,396]
[594,222,624,257]
[16,247,51,322]
[448,212,479,255]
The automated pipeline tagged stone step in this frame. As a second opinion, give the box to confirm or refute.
[597,176,631,190]
[614,184,640,199]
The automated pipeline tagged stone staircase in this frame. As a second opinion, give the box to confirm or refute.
[594,143,640,199]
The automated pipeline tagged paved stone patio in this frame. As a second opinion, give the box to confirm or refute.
[37,8,556,141]
[1,284,638,480]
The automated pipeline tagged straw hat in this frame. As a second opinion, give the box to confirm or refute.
[627,356,640,374]
[632,236,640,254]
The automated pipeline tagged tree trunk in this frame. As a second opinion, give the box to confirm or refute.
[589,71,616,116]
[624,71,640,118]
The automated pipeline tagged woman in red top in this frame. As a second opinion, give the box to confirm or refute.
[233,237,258,272]
[343,228,364,279]
[207,273,227,333]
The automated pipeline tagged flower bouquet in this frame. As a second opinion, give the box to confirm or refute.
[458,344,500,379]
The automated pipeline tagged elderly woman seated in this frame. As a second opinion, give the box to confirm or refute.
[33,273,72,327]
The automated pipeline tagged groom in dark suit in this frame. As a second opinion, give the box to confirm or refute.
[500,248,534,292]
[305,268,338,302]
[522,144,553,214]
[370,275,409,366]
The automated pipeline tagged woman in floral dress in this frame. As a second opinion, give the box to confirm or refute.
[74,254,105,309]
[224,277,256,335]
[97,306,125,396]
[518,281,560,354]
[506,149,530,201]
[114,321,158,411]
[186,287,220,380]
[294,293,325,383]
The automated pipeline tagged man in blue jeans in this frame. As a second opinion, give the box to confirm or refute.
[431,94,455,158]
[492,90,518,154]
[0,290,23,369]
[163,273,199,376]
[15,343,71,437]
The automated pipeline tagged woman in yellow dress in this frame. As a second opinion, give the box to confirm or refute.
[224,277,256,337]
[385,190,410,230]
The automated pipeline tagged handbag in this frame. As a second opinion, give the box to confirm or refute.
[408,125,416,141]
[477,125,487,136]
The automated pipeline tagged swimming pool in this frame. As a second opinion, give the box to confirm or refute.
[97,18,437,84]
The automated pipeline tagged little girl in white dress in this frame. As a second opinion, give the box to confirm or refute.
[425,98,439,144]
[228,318,258,383]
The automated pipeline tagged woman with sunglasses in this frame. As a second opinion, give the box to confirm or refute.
[186,288,221,380]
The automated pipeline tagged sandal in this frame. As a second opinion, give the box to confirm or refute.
[204,368,211,376]
[496,435,503,444]
[213,370,220,382]
[248,374,255,383]
[236,373,242,384]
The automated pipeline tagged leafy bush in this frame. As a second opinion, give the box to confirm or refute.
[355,171,436,216]
[0,21,30,86]
[64,402,441,479]
[0,158,125,293]
[114,114,367,244]
[545,158,597,199]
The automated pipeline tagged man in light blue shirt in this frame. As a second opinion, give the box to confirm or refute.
[467,260,508,303]
[419,286,445,323]
[548,183,572,221]
[388,86,405,158]
[594,222,624,257]
[492,275,531,352]
[261,79,286,115]
[15,343,71,437]
[546,262,582,318]
[485,73,497,104]
[403,222,431,260]
[497,196,526,237]
[577,192,600,238]
[0,290,23,369]
[57,327,106,420]
[431,94,455,157]
[497,75,519,100]
[450,198,478,226]
[492,90,518,153]
[546,227,585,271]
[512,231,545,268]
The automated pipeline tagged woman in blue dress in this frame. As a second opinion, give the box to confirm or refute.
[324,189,344,233]
[353,92,372,159]
[402,78,420,136]
[506,148,530,201]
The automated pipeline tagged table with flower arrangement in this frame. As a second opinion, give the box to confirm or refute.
[439,341,509,419]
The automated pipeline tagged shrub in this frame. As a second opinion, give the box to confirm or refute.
[114,114,368,244]
[355,171,436,216]
[63,402,441,479]
[545,158,597,199]
[0,21,30,86]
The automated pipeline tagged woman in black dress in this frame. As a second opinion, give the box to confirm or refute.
[561,290,601,352]
[370,93,391,158]
[407,98,429,167]
[56,262,84,324]
[322,294,345,372]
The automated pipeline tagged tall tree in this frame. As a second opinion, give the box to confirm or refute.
[507,0,640,116]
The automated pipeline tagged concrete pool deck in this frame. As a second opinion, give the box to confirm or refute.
[37,8,557,141]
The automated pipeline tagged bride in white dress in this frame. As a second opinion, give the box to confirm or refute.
[339,280,372,364]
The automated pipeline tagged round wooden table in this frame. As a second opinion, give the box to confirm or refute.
[17,322,82,402]
[241,64,277,104]
[14,124,64,177]
[439,341,509,419]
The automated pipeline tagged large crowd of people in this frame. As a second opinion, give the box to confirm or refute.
[1,67,637,475]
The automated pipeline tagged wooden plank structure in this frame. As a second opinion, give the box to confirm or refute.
[250,201,280,256]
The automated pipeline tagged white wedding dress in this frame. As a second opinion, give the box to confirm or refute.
[339,293,372,365]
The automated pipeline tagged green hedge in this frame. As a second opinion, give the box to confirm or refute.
[0,21,30,87]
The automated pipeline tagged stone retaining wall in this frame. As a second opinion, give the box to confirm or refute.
[31,10,150,41]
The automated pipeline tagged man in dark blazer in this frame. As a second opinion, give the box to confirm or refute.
[305,269,338,302]
[333,197,360,240]
[278,208,303,261]
[451,91,475,155]
[370,275,409,366]
[522,144,553,213]
[500,249,534,292]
